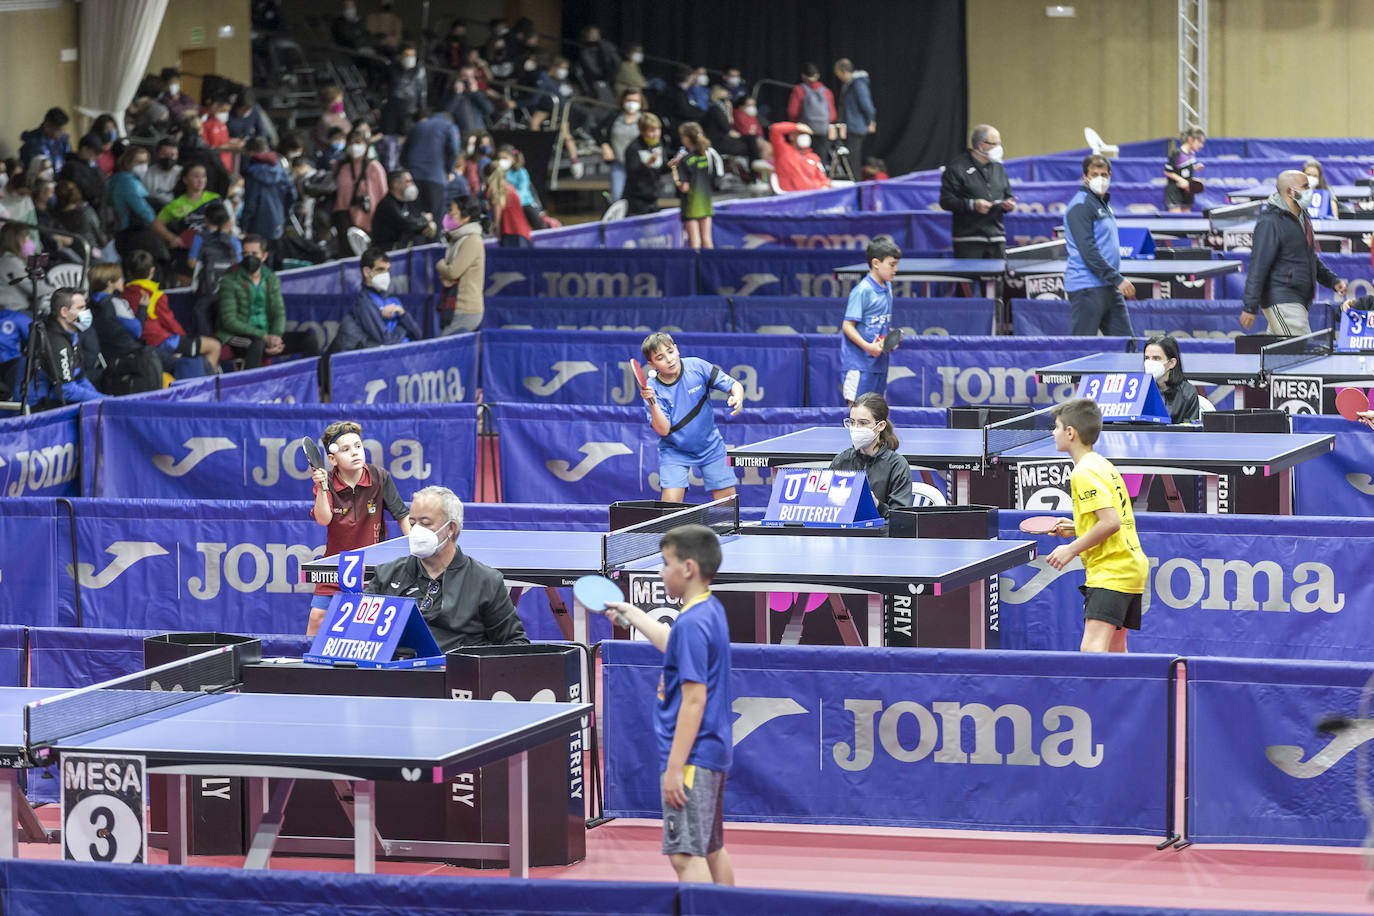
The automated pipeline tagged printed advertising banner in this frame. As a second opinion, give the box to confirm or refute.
[0,405,81,499]
[482,297,732,333]
[328,334,478,404]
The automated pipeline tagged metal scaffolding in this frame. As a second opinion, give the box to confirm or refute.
[1178,0,1208,133]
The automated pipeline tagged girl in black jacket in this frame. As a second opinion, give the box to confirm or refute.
[829,392,913,518]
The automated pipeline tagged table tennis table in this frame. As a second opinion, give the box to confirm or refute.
[1006,256,1241,299]
[300,500,1037,651]
[832,258,1007,299]
[1229,182,1371,203]
[726,423,1334,515]
[1116,217,1374,254]
[0,649,589,876]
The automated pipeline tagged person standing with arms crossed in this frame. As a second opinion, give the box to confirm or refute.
[1064,155,1135,336]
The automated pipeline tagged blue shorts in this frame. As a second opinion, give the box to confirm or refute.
[842,368,887,402]
[659,452,737,491]
[310,593,334,611]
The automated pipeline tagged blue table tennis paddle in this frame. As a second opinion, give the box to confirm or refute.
[573,575,630,627]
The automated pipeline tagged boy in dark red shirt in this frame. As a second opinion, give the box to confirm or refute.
[308,420,411,634]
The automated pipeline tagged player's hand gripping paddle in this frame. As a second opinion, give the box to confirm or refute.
[879,328,903,352]
[1019,515,1072,536]
[574,575,631,626]
[302,437,325,470]
[1336,387,1370,422]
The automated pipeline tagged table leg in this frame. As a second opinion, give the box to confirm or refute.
[508,751,529,878]
[165,774,188,865]
[954,470,970,505]
[754,592,768,644]
[1279,468,1293,515]
[1204,476,1220,514]
[967,578,987,650]
[352,780,375,874]
[827,594,863,647]
[542,586,575,642]
[0,770,17,858]
[244,778,295,870]
[867,593,882,648]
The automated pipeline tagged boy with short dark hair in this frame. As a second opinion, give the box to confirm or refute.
[308,419,411,634]
[1044,398,1149,652]
[601,524,734,885]
[637,331,744,503]
[840,234,901,405]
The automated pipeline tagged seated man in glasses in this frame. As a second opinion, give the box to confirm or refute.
[366,485,529,649]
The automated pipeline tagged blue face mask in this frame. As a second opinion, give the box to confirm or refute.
[331,140,345,153]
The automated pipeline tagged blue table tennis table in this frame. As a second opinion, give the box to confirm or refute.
[832,258,1007,299]
[726,424,1334,515]
[1116,216,1374,254]
[0,656,589,876]
[300,510,1037,650]
[1229,182,1371,203]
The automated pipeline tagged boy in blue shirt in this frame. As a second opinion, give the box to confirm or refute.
[600,524,735,885]
[638,331,744,503]
[840,235,901,405]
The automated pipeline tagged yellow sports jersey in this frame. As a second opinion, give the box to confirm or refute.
[1070,451,1149,594]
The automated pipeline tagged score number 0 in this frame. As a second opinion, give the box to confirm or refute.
[329,594,399,637]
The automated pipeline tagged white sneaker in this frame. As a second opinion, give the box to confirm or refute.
[570,160,584,180]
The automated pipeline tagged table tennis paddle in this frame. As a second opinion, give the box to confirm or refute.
[631,358,647,389]
[879,328,903,352]
[1188,179,1204,194]
[1019,516,1072,536]
[302,437,325,470]
[573,575,630,626]
[1336,387,1369,422]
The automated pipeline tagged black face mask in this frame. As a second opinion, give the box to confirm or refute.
[157,156,176,170]
[242,255,262,273]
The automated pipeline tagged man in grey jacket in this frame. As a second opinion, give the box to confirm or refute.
[1240,169,1346,336]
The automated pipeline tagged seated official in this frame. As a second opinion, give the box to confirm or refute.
[1143,334,1200,424]
[365,486,529,650]
[828,392,912,518]
[331,247,423,352]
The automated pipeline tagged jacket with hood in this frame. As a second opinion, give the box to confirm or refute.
[1241,190,1340,315]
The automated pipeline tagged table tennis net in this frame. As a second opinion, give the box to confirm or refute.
[25,647,237,751]
[984,404,1058,459]
[604,497,739,571]
[1261,329,1333,376]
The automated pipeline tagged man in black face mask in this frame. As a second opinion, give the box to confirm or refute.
[214,234,321,368]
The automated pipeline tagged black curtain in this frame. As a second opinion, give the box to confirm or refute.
[561,0,967,176]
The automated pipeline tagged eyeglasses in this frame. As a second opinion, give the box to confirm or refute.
[843,418,876,429]
[418,577,442,612]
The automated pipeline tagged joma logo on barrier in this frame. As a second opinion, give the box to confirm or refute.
[1002,556,1345,614]
[66,541,170,588]
[0,441,78,496]
[609,363,765,405]
[1267,718,1374,779]
[361,367,466,404]
[152,436,431,486]
[537,271,663,298]
[523,361,597,396]
[188,541,324,599]
[930,367,1075,407]
[546,443,632,481]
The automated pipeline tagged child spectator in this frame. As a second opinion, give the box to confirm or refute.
[484,160,533,248]
[1045,398,1149,653]
[636,331,743,503]
[861,157,889,181]
[307,419,411,634]
[87,262,162,395]
[840,235,901,404]
[671,123,721,250]
[125,249,221,378]
[496,145,549,230]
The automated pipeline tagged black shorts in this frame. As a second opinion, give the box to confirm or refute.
[1080,585,1142,630]
[175,335,201,357]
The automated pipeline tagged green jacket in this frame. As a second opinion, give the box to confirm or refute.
[216,264,284,342]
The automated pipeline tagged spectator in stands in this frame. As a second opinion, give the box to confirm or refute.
[312,85,353,153]
[110,146,180,266]
[624,112,670,216]
[1065,155,1135,336]
[203,97,244,173]
[939,124,1015,260]
[1240,169,1345,336]
[497,146,551,230]
[142,139,182,211]
[1302,159,1339,221]
[333,128,387,236]
[241,138,298,248]
[332,246,422,351]
[834,60,875,178]
[58,135,106,207]
[126,248,221,376]
[367,0,404,56]
[51,180,106,263]
[787,64,836,165]
[665,65,707,130]
[769,121,829,192]
[440,18,468,67]
[333,0,372,51]
[187,201,240,335]
[401,110,460,220]
[519,52,559,127]
[87,262,162,395]
[687,67,711,111]
[484,160,532,248]
[722,67,747,103]
[157,69,197,123]
[0,222,54,314]
[178,114,232,197]
[216,234,320,368]
[600,88,646,202]
[444,66,493,135]
[227,89,278,147]
[24,287,102,406]
[732,97,770,159]
[316,126,348,173]
[671,123,720,250]
[380,42,427,135]
[436,195,485,335]
[703,86,750,164]
[484,23,515,81]
[1,169,34,245]
[157,162,221,251]
[90,114,120,175]
[576,25,621,99]
[19,108,72,173]
[1164,128,1206,213]
[862,158,889,181]
[371,169,436,250]
[615,44,647,99]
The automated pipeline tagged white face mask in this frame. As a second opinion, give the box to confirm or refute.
[796,134,812,149]
[132,163,149,178]
[401,56,417,70]
[523,58,537,72]
[553,67,568,81]
[725,76,740,87]
[74,309,92,332]
[214,111,230,123]
[1144,360,1168,380]
[1307,175,1320,189]
[984,144,1004,162]
[349,143,367,159]
[342,7,357,21]
[743,105,757,117]
[168,82,181,96]
[623,100,641,114]
[630,52,644,64]
[1087,175,1110,196]
[0,174,9,191]
[849,426,877,450]
[403,184,418,202]
[370,270,391,293]
[1297,188,1314,207]
[408,523,450,559]
[696,74,709,86]
[497,157,512,171]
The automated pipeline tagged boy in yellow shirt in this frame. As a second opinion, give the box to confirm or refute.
[1044,398,1149,652]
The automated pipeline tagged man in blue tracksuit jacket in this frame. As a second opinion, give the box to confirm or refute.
[1063,155,1135,336]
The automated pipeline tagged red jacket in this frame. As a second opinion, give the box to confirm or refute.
[491,184,531,240]
[125,278,186,348]
[733,109,762,137]
[769,122,830,193]
[786,80,836,125]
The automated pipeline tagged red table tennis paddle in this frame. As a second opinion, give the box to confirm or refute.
[1336,387,1369,422]
[631,358,648,389]
[1019,516,1072,536]
[879,328,903,352]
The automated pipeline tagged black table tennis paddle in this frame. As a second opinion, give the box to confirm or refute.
[303,437,325,470]
[880,328,903,352]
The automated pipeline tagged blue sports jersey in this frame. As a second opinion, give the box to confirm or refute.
[656,592,733,772]
[840,274,892,374]
[647,356,736,464]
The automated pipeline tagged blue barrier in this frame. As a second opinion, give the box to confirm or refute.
[485,248,700,298]
[328,333,478,404]
[86,401,478,502]
[215,357,321,404]
[715,185,860,215]
[1292,415,1374,518]
[712,210,1062,253]
[604,641,1172,836]
[735,297,995,336]
[601,210,683,249]
[999,509,1373,662]
[0,405,80,499]
[1031,156,1374,189]
[1244,137,1374,161]
[0,499,68,626]
[1010,298,1328,339]
[483,296,733,332]
[1186,655,1371,845]
[0,627,23,688]
[1217,251,1373,300]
